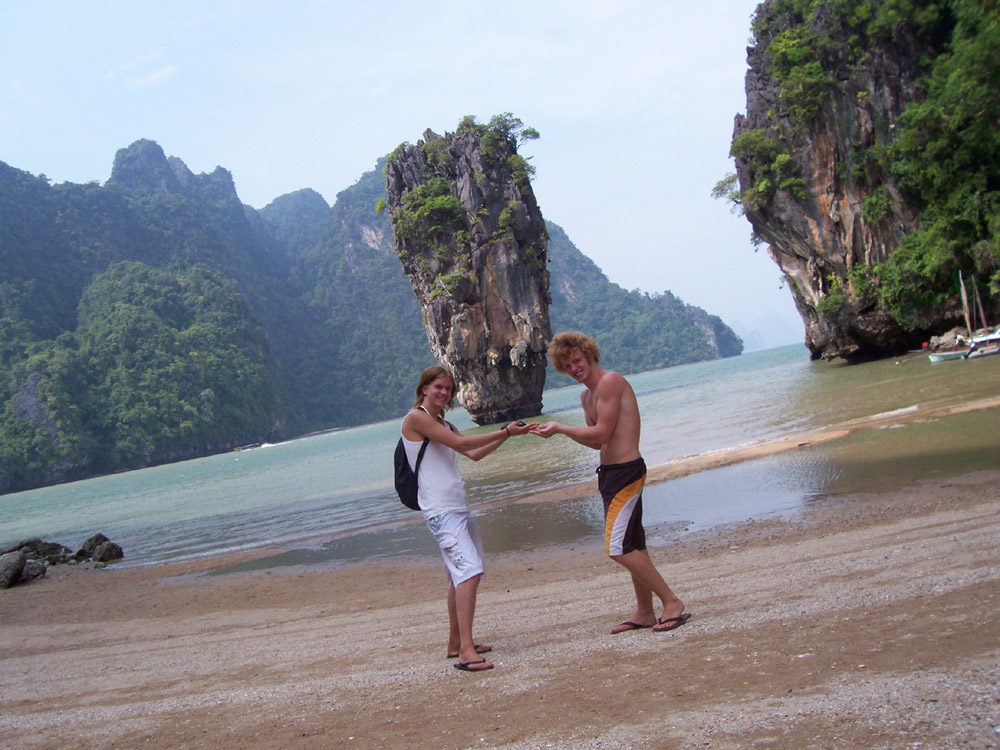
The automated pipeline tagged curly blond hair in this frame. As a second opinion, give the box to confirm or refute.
[548,331,600,373]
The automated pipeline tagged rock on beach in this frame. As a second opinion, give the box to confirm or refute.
[0,533,123,589]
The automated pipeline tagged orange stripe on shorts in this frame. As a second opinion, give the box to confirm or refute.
[604,476,644,556]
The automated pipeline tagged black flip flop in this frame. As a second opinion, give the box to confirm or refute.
[454,658,494,672]
[653,612,692,632]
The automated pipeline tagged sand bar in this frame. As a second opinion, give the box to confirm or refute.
[518,393,1000,505]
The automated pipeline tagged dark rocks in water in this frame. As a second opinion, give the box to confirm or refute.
[384,116,551,424]
[75,533,124,564]
[0,533,124,588]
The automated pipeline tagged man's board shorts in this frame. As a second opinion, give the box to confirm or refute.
[597,457,648,556]
[425,510,485,586]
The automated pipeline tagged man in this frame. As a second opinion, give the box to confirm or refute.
[532,332,689,634]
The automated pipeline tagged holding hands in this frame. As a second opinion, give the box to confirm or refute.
[529,422,561,438]
[504,420,537,436]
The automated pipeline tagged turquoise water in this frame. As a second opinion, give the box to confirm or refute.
[2,345,998,570]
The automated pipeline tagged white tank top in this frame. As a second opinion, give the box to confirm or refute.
[401,408,468,518]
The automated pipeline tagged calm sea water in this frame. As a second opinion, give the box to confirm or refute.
[1,345,998,571]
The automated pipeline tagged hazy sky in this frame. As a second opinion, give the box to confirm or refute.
[1,1,803,347]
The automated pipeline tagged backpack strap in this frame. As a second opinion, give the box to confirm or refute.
[413,436,429,475]
[409,404,455,481]
[417,404,457,432]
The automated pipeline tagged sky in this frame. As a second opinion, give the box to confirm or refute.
[0,0,803,349]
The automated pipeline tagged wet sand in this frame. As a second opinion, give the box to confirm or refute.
[2,452,998,748]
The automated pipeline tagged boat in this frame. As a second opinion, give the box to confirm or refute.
[960,327,1000,360]
[970,325,1000,347]
[928,273,999,361]
[966,342,1000,360]
[928,348,971,362]
[927,325,1000,362]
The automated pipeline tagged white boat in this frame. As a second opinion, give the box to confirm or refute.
[970,326,1000,346]
[928,348,971,362]
[966,343,1000,360]
[927,325,1000,362]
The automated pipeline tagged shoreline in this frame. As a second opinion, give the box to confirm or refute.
[1,467,998,748]
[30,392,1000,573]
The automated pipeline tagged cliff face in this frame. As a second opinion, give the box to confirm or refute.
[733,2,945,361]
[384,120,550,424]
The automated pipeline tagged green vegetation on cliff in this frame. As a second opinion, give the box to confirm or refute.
[882,0,1000,326]
[725,0,999,333]
[0,262,278,491]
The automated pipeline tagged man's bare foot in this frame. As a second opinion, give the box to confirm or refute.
[446,643,492,659]
[652,602,691,633]
[652,600,687,632]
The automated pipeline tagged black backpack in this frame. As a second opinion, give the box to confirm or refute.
[394,437,429,511]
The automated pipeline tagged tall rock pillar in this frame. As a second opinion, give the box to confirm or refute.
[383,116,551,424]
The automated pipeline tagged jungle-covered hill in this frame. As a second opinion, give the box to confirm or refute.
[0,140,740,493]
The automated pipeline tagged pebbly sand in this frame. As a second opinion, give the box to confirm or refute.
[1,435,999,747]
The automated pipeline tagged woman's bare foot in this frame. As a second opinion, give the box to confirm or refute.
[446,643,492,659]
[454,657,494,672]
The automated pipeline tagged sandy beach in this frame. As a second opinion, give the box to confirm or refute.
[2,451,998,749]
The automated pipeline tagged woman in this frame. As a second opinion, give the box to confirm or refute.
[400,365,535,672]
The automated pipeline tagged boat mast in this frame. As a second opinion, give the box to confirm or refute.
[959,270,973,335]
[972,276,989,330]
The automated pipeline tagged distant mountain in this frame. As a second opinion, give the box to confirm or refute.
[255,188,330,261]
[283,161,433,426]
[546,222,742,384]
[0,140,741,493]
[731,313,802,352]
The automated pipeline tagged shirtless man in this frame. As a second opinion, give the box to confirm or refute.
[532,332,689,634]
